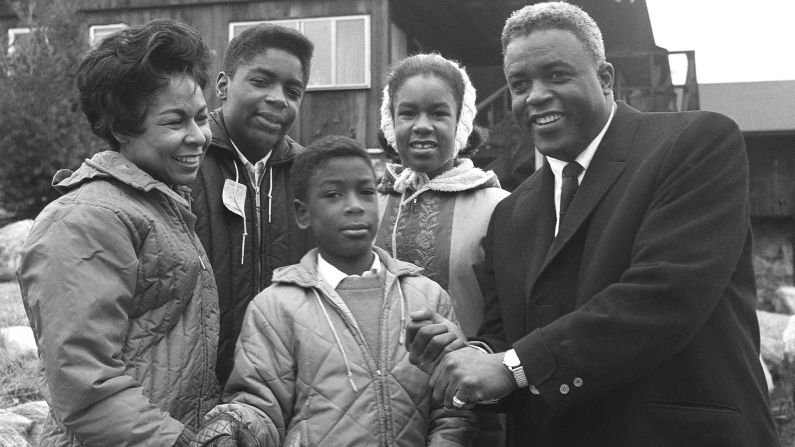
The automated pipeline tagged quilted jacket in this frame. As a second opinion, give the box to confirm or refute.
[191,109,312,385]
[17,151,220,446]
[210,246,476,446]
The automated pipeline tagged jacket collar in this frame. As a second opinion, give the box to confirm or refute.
[209,108,302,167]
[378,159,501,201]
[52,151,191,207]
[272,246,423,288]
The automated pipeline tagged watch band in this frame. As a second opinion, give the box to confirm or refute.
[503,349,529,388]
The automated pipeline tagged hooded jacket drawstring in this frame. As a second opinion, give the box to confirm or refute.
[233,161,248,265]
[390,189,407,260]
[311,272,409,391]
[267,167,273,224]
[397,279,407,345]
[313,288,359,392]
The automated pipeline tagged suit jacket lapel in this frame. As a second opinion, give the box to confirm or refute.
[512,163,556,296]
[541,102,639,273]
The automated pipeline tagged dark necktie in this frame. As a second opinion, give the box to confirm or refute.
[559,162,584,224]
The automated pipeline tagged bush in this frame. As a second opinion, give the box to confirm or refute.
[0,1,104,219]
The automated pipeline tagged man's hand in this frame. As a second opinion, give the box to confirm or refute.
[430,348,517,409]
[406,308,467,375]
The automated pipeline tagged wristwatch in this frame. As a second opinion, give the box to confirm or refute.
[503,349,529,388]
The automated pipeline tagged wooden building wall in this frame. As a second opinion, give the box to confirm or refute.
[1,0,393,149]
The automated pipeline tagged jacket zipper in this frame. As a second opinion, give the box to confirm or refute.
[317,287,391,443]
[167,196,213,428]
[377,276,399,446]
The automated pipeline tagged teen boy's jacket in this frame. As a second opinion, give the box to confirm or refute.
[191,109,312,384]
[211,247,477,446]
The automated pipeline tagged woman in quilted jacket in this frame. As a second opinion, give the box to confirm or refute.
[17,19,220,446]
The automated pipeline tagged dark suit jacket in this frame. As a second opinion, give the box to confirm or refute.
[478,102,779,446]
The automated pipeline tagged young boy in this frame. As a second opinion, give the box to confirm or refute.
[194,136,476,446]
[191,24,314,385]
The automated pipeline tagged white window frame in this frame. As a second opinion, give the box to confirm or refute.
[89,24,126,47]
[7,27,31,55]
[228,15,371,91]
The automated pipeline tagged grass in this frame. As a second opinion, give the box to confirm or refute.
[0,281,27,327]
[0,280,41,407]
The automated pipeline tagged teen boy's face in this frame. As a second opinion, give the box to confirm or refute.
[217,48,305,155]
[295,156,379,274]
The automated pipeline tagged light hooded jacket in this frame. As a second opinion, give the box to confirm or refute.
[209,246,476,446]
[190,109,312,385]
[375,159,509,336]
[17,151,220,446]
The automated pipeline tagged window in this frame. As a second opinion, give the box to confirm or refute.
[229,15,370,90]
[7,27,31,55]
[89,24,126,47]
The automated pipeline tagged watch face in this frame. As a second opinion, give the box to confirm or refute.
[503,349,521,368]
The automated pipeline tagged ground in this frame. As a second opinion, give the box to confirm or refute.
[1,280,795,444]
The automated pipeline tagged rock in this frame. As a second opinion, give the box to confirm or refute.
[0,326,37,362]
[783,314,795,360]
[758,310,790,370]
[8,401,48,424]
[774,286,795,314]
[0,401,48,446]
[0,220,33,281]
[0,409,34,446]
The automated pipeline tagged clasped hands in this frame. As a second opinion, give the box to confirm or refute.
[406,308,517,409]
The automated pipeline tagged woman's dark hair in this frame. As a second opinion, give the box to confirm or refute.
[223,24,314,84]
[292,136,374,202]
[77,19,210,150]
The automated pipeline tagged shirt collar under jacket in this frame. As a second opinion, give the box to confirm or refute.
[547,102,617,235]
[230,139,272,187]
[317,251,382,290]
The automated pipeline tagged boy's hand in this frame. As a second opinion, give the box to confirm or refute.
[406,308,467,375]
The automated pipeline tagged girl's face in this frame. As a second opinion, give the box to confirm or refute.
[393,74,459,178]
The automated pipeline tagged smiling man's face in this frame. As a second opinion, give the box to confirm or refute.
[504,29,614,161]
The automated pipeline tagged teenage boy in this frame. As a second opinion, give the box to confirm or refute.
[194,136,476,447]
[191,24,314,385]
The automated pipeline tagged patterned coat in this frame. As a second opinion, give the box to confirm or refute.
[375,159,508,336]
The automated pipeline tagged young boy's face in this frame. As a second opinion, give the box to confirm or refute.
[295,156,379,273]
[217,48,305,154]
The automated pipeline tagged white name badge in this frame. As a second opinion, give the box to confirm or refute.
[222,179,247,218]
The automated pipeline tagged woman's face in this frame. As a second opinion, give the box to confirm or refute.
[118,74,210,186]
[393,74,458,178]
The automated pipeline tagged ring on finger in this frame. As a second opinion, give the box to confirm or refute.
[452,395,466,408]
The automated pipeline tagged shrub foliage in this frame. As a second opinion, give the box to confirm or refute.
[0,1,104,219]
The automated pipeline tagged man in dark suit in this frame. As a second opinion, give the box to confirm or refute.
[407,2,779,445]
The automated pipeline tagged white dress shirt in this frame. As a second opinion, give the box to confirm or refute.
[547,103,616,236]
[317,252,382,289]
